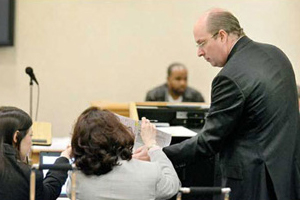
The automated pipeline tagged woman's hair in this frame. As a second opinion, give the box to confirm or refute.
[0,106,32,169]
[71,107,134,176]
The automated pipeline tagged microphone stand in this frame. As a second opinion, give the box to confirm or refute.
[29,78,33,118]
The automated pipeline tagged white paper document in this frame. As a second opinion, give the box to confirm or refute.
[32,137,71,151]
[157,126,198,137]
[116,114,172,150]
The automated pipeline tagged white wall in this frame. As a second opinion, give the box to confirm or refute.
[1,0,299,137]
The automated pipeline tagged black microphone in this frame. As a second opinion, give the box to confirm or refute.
[25,67,39,85]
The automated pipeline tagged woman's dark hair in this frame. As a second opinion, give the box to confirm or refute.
[71,107,134,176]
[0,106,32,170]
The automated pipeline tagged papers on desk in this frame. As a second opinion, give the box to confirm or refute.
[153,122,170,127]
[157,126,198,137]
[166,103,210,110]
[116,114,172,150]
[32,137,71,151]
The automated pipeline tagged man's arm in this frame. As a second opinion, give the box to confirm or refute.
[145,84,167,102]
[163,75,245,166]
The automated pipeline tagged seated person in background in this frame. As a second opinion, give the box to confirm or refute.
[145,62,205,102]
[0,106,71,200]
[67,107,180,200]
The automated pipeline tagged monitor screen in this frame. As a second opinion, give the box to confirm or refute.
[0,0,14,46]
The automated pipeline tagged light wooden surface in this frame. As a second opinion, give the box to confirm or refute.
[136,102,209,107]
[32,122,52,146]
[129,102,139,121]
[90,101,130,117]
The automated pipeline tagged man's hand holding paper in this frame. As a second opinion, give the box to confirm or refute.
[115,114,172,150]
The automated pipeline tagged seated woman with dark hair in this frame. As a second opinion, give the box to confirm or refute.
[0,106,71,200]
[67,107,180,200]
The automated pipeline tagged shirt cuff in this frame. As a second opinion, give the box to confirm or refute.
[148,145,161,154]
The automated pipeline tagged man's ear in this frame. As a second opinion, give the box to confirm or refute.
[219,29,228,42]
[13,131,19,144]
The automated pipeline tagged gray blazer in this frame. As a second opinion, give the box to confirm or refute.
[67,149,180,200]
[163,36,300,200]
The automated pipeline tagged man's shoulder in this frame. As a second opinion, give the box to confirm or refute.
[221,37,287,77]
[145,84,167,101]
[184,86,205,102]
[185,86,201,94]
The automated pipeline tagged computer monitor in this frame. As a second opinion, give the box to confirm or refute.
[0,0,14,46]
[39,152,70,198]
[137,104,209,128]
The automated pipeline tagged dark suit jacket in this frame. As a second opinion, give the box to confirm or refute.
[163,36,300,200]
[0,144,69,200]
[145,83,205,102]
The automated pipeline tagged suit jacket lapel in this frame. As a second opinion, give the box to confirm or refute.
[227,36,252,63]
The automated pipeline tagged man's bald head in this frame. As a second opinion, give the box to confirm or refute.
[193,8,245,67]
[196,8,245,38]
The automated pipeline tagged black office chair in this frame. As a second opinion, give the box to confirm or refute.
[176,187,231,200]
[30,163,76,200]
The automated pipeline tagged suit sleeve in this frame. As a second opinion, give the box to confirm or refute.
[149,148,181,200]
[35,157,69,200]
[163,75,245,166]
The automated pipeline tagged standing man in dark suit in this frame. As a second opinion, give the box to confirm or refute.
[134,8,300,200]
[297,85,300,111]
[145,62,205,102]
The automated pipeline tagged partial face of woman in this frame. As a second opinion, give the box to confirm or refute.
[19,127,33,161]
